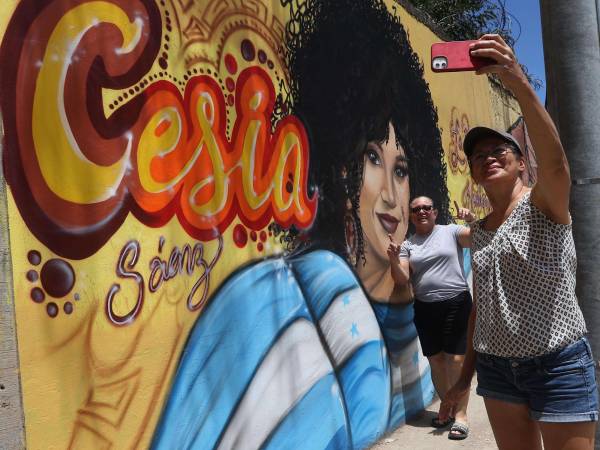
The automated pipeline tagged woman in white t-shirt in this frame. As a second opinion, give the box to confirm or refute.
[388,195,475,440]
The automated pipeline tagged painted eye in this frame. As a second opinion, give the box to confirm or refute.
[366,149,381,165]
[394,164,408,179]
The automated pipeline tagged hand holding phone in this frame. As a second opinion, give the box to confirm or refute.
[431,40,495,72]
[469,34,529,94]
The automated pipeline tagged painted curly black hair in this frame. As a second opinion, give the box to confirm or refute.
[282,0,450,264]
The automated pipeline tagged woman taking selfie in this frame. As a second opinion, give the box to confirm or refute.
[441,34,598,450]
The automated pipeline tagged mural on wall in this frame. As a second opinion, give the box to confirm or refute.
[0,0,505,448]
[153,1,447,447]
[447,106,492,218]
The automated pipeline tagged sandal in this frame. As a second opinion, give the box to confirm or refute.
[448,422,469,440]
[431,416,454,428]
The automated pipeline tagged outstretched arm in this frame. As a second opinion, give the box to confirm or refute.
[470,35,571,224]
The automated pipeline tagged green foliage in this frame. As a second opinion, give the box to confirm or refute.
[407,0,512,44]
[406,0,543,89]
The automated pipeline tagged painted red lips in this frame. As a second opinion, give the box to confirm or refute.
[376,213,399,234]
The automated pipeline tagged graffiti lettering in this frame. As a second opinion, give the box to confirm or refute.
[1,0,316,259]
[108,236,223,325]
[187,237,223,312]
[105,241,145,326]
[148,239,195,293]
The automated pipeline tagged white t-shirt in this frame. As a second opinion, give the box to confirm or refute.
[400,224,469,302]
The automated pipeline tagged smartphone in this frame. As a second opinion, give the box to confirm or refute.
[431,40,495,72]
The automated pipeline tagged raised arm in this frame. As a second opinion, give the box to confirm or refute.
[470,34,571,224]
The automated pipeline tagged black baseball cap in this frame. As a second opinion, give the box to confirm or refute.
[463,126,523,159]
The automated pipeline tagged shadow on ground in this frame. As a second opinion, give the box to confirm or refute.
[369,382,497,449]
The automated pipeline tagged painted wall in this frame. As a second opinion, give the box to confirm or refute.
[0,0,525,449]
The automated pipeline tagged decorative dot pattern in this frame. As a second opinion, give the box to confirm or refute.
[471,192,587,358]
[26,250,80,318]
[233,224,248,248]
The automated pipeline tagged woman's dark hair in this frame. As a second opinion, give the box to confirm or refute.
[282,0,449,263]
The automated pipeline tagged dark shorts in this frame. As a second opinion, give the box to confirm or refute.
[413,290,472,357]
[476,337,599,422]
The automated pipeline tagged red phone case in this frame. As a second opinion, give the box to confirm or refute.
[431,40,494,72]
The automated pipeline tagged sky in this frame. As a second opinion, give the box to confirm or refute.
[502,0,546,103]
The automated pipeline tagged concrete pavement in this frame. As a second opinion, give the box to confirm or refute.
[370,382,498,449]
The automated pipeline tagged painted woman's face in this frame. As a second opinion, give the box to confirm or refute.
[358,122,409,264]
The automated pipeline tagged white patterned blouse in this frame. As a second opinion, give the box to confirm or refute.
[471,191,587,358]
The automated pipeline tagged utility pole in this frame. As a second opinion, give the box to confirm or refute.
[540,2,600,447]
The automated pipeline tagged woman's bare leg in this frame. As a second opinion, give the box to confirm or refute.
[483,397,542,450]
[428,352,449,400]
[447,353,469,425]
[539,421,596,450]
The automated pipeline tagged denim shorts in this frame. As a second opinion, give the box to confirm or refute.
[476,337,599,422]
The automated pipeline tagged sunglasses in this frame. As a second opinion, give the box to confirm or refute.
[469,145,516,165]
[411,205,434,213]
